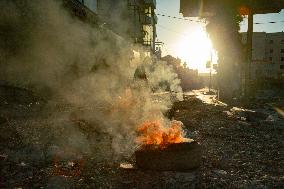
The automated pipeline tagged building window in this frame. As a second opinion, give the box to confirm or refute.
[269,57,273,61]
[282,39,284,44]
[281,57,284,61]
[270,49,273,53]
[269,40,273,44]
[281,49,284,53]
[280,65,284,69]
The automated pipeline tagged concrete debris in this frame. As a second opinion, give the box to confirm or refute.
[1,88,283,188]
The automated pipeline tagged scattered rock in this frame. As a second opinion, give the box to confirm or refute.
[213,169,227,176]
[246,110,269,122]
[0,154,8,161]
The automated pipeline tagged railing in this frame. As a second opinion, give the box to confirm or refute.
[143,0,156,9]
[141,15,152,25]
[64,0,98,24]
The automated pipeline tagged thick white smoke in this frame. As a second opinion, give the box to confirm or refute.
[0,0,183,160]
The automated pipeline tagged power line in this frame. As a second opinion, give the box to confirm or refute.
[246,21,284,25]
[156,24,189,37]
[157,13,284,25]
[156,13,205,23]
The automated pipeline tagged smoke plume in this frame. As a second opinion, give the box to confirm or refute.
[0,0,183,160]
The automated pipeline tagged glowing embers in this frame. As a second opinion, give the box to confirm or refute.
[136,119,192,148]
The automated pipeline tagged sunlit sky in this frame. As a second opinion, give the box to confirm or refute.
[156,0,284,73]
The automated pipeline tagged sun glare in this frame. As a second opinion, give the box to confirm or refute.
[174,27,216,73]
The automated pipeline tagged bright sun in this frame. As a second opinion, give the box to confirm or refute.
[174,27,216,73]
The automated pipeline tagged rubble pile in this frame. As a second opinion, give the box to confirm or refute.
[172,94,284,188]
[0,87,283,188]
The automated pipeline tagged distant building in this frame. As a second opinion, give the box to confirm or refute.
[161,55,203,90]
[241,32,284,82]
[99,0,157,51]
[64,0,99,24]
[66,0,157,52]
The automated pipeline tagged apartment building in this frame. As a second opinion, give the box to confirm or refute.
[242,32,284,81]
[66,0,157,52]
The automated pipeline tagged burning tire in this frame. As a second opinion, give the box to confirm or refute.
[135,141,201,171]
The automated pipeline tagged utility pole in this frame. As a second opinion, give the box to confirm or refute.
[209,50,213,93]
[245,8,253,98]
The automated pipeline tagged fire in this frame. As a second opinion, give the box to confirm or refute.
[136,119,192,148]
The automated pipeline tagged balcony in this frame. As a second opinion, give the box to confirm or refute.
[141,15,152,25]
[140,13,157,25]
[143,0,156,9]
[64,0,98,24]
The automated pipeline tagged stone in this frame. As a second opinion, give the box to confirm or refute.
[213,169,227,176]
[245,110,268,122]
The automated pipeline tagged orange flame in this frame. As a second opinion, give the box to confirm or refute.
[136,119,192,148]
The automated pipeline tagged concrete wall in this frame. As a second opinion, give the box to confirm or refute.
[241,32,266,61]
[242,32,284,80]
[265,32,284,65]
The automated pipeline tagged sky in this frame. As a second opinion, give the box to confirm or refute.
[156,0,284,73]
